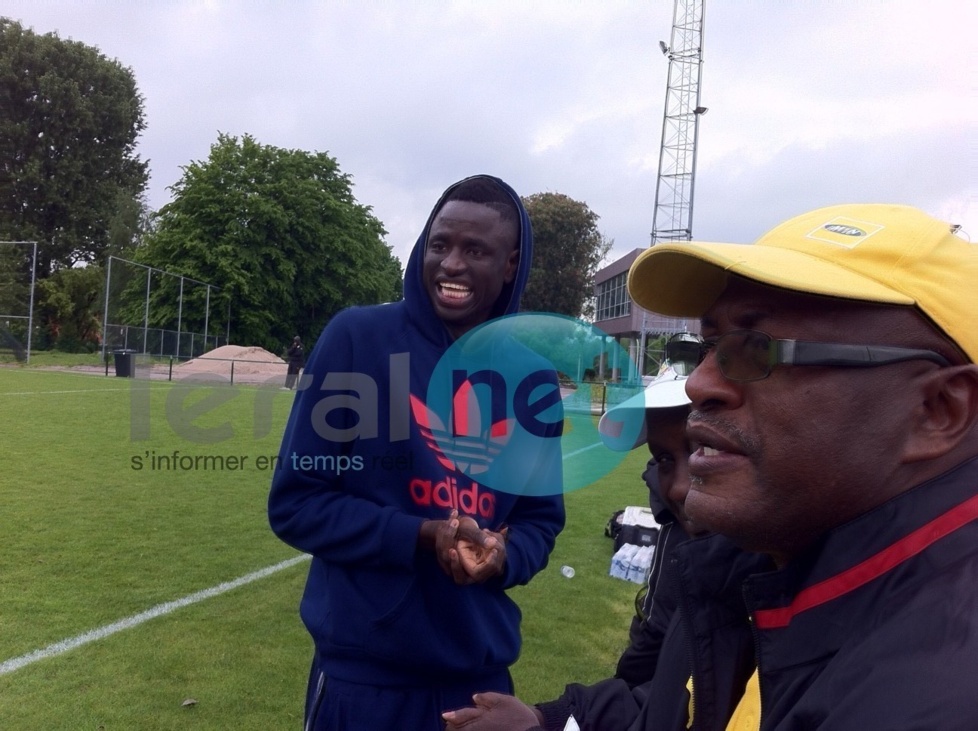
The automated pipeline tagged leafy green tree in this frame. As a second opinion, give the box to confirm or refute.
[106,189,153,260]
[520,193,612,319]
[0,245,29,316]
[0,18,148,276]
[134,133,402,353]
[35,265,104,351]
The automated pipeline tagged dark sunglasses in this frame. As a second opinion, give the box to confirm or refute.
[666,329,951,383]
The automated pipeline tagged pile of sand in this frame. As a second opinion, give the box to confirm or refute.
[177,344,287,381]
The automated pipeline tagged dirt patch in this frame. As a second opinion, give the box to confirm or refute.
[15,345,294,385]
[176,344,288,383]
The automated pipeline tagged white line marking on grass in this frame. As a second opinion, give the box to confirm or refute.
[562,441,604,460]
[1,439,604,675]
[0,389,132,396]
[0,554,311,676]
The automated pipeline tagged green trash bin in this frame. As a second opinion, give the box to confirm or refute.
[113,349,135,378]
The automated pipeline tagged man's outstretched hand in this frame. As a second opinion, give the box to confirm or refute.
[442,692,543,730]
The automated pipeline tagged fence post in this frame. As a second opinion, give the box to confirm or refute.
[101,255,113,364]
[25,242,36,364]
[176,276,184,360]
[142,267,151,355]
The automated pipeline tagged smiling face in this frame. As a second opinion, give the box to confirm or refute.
[684,277,949,563]
[422,200,520,340]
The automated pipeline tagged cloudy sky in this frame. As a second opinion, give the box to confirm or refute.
[7,0,976,268]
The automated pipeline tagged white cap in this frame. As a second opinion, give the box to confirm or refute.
[597,368,690,451]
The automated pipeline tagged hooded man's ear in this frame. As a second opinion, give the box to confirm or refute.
[504,247,520,284]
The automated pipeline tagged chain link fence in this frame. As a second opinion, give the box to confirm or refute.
[0,241,37,362]
[102,256,228,362]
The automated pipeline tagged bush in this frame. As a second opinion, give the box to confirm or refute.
[55,334,99,353]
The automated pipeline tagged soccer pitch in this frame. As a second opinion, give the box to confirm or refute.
[0,368,643,729]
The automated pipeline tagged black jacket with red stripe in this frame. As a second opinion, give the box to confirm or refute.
[528,458,978,731]
[637,455,978,731]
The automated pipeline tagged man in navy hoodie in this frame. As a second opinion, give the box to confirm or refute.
[268,175,566,731]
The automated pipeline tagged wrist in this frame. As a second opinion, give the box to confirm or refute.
[418,520,437,552]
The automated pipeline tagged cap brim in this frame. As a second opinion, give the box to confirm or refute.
[598,376,690,451]
[628,242,914,317]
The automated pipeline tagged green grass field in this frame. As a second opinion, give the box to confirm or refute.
[0,368,648,729]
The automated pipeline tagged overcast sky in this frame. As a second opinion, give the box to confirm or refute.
[7,0,976,269]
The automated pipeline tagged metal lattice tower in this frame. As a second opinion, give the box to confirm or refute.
[650,0,706,245]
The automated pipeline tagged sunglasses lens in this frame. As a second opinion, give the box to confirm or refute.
[717,331,772,381]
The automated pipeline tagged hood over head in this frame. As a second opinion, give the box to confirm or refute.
[403,174,533,344]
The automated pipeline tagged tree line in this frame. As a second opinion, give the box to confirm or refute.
[1,18,610,356]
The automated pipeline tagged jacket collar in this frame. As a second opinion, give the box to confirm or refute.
[745,456,978,668]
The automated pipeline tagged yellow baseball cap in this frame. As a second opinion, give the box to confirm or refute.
[628,204,978,363]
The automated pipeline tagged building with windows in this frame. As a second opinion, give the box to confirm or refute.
[592,249,697,381]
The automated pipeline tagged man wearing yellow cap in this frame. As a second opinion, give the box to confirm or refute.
[445,204,977,730]
[623,204,978,729]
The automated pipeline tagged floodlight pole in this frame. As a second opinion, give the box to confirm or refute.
[650,0,706,246]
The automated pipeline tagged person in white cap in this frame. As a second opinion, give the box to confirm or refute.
[596,367,701,672]
[445,369,720,730]
[597,364,698,538]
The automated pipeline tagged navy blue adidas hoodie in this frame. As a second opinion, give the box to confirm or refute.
[268,175,566,686]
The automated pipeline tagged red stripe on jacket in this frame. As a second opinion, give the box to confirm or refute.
[754,493,978,630]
